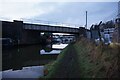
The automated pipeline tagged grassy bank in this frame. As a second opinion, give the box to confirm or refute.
[74,38,120,78]
[44,44,81,78]
[42,38,120,78]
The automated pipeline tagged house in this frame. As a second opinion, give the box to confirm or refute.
[112,18,120,43]
[90,20,115,44]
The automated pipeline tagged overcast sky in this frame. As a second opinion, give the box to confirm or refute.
[0,0,119,29]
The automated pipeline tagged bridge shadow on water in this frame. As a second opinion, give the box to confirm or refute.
[2,44,58,71]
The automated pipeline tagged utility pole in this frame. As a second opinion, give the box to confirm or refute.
[86,11,87,29]
[85,11,87,37]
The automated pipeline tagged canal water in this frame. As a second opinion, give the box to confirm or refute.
[2,44,67,71]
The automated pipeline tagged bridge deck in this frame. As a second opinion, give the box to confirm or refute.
[23,23,79,34]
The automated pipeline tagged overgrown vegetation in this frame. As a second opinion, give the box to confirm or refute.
[42,38,120,78]
[43,44,82,78]
[74,38,120,78]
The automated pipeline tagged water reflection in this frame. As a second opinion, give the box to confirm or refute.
[2,44,59,71]
[40,50,61,55]
[2,43,68,71]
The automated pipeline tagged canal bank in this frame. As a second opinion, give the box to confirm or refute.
[43,38,120,78]
[45,44,81,78]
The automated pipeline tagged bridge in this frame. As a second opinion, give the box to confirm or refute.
[23,22,79,34]
[2,20,86,45]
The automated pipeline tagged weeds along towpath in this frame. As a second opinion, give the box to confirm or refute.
[47,44,81,78]
[45,39,120,78]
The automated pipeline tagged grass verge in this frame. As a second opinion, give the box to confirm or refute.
[41,38,120,78]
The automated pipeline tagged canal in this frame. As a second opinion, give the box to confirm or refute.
[2,44,67,71]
